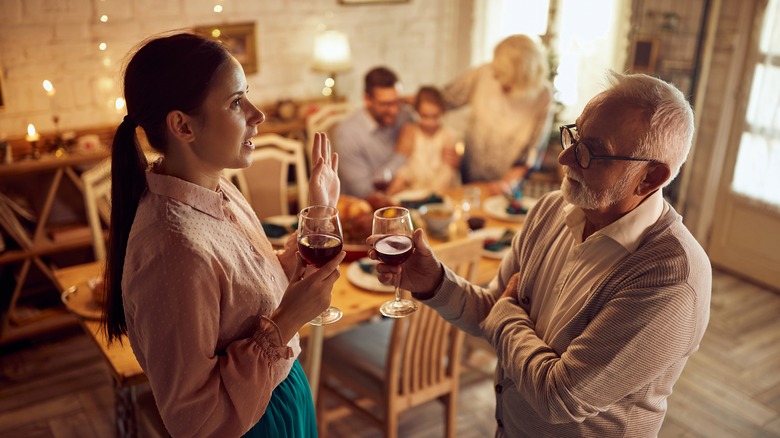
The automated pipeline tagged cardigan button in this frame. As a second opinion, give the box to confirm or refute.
[521,296,530,305]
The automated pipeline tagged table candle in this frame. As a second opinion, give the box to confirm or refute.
[25,124,40,142]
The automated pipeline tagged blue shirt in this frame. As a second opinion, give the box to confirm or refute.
[333,107,412,198]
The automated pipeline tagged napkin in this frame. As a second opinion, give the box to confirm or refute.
[400,194,444,210]
[261,223,289,238]
[484,230,514,252]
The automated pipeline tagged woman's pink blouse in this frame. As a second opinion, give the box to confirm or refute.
[122,165,299,437]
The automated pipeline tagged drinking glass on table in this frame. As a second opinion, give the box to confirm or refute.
[371,206,418,318]
[372,167,393,192]
[297,205,343,325]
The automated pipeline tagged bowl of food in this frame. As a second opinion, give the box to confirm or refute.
[418,203,455,239]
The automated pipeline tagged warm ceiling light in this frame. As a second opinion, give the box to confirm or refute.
[213,4,223,13]
[100,15,108,22]
[312,30,352,73]
[99,42,107,51]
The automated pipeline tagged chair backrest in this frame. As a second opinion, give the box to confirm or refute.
[384,237,482,404]
[82,159,112,261]
[81,152,160,261]
[226,133,308,219]
[305,102,351,170]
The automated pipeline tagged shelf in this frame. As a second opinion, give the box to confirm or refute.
[0,234,96,264]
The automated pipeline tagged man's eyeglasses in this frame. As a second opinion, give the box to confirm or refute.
[559,124,656,169]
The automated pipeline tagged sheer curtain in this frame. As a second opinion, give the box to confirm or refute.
[554,0,631,123]
[731,0,780,208]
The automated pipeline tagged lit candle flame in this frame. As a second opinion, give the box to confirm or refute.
[42,80,55,96]
[25,123,40,142]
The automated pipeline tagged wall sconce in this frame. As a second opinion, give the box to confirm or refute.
[312,30,352,99]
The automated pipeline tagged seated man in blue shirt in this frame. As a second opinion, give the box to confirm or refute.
[333,66,413,198]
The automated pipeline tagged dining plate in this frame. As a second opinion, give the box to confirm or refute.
[471,227,515,260]
[60,283,102,320]
[482,195,538,223]
[262,214,298,246]
[346,258,395,293]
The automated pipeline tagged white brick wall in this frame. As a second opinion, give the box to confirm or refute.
[0,0,466,138]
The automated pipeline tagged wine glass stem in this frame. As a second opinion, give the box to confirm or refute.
[394,274,402,303]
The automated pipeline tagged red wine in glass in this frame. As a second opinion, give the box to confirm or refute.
[298,233,343,268]
[297,205,344,325]
[372,206,418,318]
[373,168,392,192]
[373,179,390,192]
[375,235,413,265]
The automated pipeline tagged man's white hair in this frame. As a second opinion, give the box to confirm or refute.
[605,71,695,186]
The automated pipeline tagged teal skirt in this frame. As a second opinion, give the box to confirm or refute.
[242,360,317,437]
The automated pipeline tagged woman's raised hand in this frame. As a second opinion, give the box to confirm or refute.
[309,132,340,209]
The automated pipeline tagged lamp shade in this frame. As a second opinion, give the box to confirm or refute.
[312,30,352,73]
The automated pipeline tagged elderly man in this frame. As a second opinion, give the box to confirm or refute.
[370,72,711,437]
[334,66,413,198]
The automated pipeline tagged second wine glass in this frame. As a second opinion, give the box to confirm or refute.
[297,205,343,326]
[372,206,418,318]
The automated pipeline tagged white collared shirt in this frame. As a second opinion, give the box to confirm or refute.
[531,190,666,343]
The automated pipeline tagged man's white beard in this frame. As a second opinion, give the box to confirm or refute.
[561,170,632,210]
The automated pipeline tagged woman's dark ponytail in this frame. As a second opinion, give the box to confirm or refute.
[103,116,148,343]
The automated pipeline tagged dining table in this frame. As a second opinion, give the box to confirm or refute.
[54,182,537,437]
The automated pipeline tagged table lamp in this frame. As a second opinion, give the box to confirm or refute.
[312,30,352,100]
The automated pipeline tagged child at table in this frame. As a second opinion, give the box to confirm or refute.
[388,86,460,195]
[102,32,344,437]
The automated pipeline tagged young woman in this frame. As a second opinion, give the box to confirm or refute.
[102,33,344,437]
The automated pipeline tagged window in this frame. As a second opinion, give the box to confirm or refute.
[731,0,780,207]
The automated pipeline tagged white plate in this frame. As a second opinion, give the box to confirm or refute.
[346,258,395,293]
[391,189,434,205]
[471,227,515,259]
[262,214,298,246]
[482,195,537,223]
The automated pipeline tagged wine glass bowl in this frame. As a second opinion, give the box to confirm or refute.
[297,205,343,325]
[372,206,418,318]
[374,235,414,265]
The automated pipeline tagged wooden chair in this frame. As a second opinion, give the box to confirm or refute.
[81,158,111,261]
[317,237,483,438]
[224,134,308,219]
[304,102,351,171]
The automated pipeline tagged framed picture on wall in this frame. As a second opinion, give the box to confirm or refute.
[193,22,258,74]
[629,35,660,74]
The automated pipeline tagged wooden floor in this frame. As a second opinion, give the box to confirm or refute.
[0,268,778,437]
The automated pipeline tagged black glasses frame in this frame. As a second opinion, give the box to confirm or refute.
[559,124,656,169]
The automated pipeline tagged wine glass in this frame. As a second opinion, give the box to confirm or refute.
[372,206,418,318]
[297,205,344,326]
[372,167,393,192]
